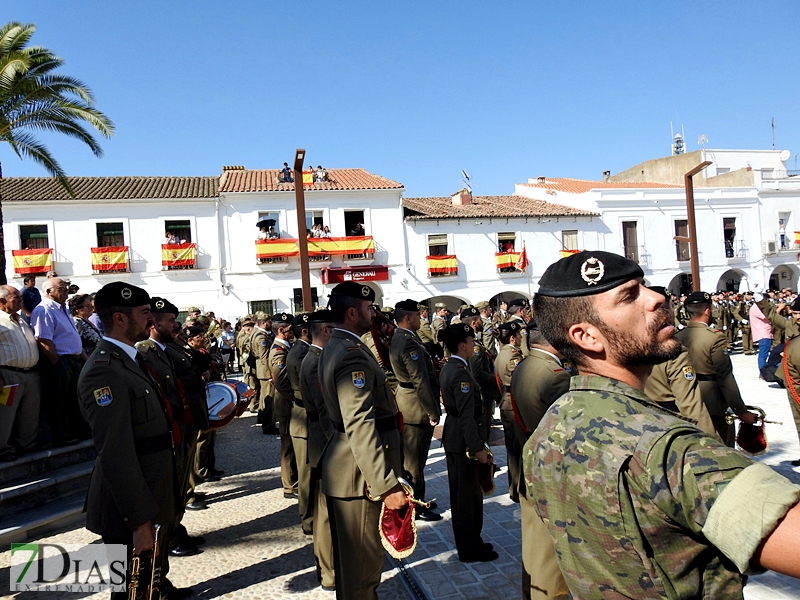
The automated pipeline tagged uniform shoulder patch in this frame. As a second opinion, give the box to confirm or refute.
[460,381,470,393]
[473,345,480,355]
[352,371,366,388]
[261,341,267,346]
[682,366,695,381]
[93,386,113,407]
[409,350,419,361]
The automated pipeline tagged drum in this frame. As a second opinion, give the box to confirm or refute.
[206,381,239,429]
[230,380,254,416]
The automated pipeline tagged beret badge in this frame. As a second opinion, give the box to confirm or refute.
[121,287,132,300]
[580,257,605,286]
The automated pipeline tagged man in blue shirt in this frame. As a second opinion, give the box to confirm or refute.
[20,275,41,323]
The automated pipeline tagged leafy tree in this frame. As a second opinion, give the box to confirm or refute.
[0,22,114,283]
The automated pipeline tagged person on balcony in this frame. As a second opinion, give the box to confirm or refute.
[321,225,332,238]
[350,223,365,237]
[165,231,181,245]
[268,227,279,239]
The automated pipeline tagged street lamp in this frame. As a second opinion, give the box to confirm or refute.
[674,161,712,291]
[293,149,313,311]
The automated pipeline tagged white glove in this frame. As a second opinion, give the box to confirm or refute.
[722,326,727,331]
[742,319,748,325]
[678,324,685,330]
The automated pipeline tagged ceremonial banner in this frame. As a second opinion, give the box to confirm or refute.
[560,249,580,258]
[302,170,314,186]
[91,247,128,272]
[426,255,458,276]
[255,239,299,259]
[495,252,521,270]
[515,247,528,271]
[308,236,374,256]
[162,243,197,268]
[12,248,52,275]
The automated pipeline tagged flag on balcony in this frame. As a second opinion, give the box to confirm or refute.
[91,247,129,271]
[303,170,314,186]
[515,246,528,272]
[255,239,300,259]
[308,236,375,256]
[794,231,800,243]
[11,248,52,275]
[426,255,458,275]
[495,252,521,270]
[560,249,580,258]
[162,243,197,268]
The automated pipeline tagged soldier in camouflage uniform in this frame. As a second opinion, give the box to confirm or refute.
[431,302,448,343]
[735,292,754,354]
[525,250,800,599]
[475,301,496,356]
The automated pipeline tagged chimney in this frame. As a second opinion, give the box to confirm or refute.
[222,165,245,171]
[537,176,546,184]
[451,188,471,206]
[603,170,611,182]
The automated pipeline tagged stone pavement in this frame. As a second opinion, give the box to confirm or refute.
[3,351,800,599]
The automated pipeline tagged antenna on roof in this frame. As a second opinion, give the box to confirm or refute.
[697,134,708,149]
[461,170,472,194]
[771,117,776,149]
[670,122,685,155]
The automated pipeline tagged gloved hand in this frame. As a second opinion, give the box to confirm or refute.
[742,319,748,325]
[723,326,728,331]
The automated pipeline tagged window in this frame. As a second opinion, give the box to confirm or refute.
[344,210,365,237]
[497,232,516,253]
[675,220,690,261]
[716,167,730,175]
[428,234,449,256]
[20,225,49,250]
[165,219,192,243]
[778,212,792,249]
[622,221,639,263]
[257,211,281,237]
[96,222,124,247]
[292,288,319,314]
[723,218,736,258]
[561,230,578,251]
[305,210,324,232]
[248,300,275,316]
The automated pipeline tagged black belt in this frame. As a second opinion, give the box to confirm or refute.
[134,432,172,455]
[695,374,718,382]
[59,354,82,361]
[0,365,34,373]
[332,415,397,433]
[398,382,414,389]
[444,406,483,419]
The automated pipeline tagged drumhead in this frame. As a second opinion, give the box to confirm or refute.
[231,380,256,400]
[206,381,238,425]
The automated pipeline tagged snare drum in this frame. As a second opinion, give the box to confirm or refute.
[230,381,254,416]
[206,381,239,429]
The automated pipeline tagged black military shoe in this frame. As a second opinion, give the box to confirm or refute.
[459,549,499,563]
[415,508,442,522]
[168,543,201,557]
[185,499,207,511]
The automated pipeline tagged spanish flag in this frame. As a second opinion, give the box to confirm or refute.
[794,231,800,243]
[495,252,521,270]
[162,243,197,268]
[256,239,300,259]
[560,249,580,258]
[426,255,458,275]
[303,170,314,187]
[12,249,52,275]
[91,247,129,272]
[0,384,17,407]
[308,236,375,256]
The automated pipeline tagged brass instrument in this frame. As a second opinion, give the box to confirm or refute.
[724,406,780,456]
[127,523,161,600]
[724,405,782,426]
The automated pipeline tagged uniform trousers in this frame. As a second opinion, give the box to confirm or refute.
[170,423,198,547]
[311,465,335,588]
[401,422,434,501]
[741,327,753,353]
[0,368,40,458]
[500,405,524,501]
[256,378,275,428]
[289,404,312,531]
[279,417,298,494]
[520,495,569,600]
[327,495,382,600]
[194,429,216,479]
[445,451,484,559]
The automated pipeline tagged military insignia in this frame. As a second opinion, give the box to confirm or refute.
[473,345,480,355]
[121,287,132,300]
[580,257,605,286]
[410,351,419,361]
[278,363,284,369]
[460,381,470,393]
[352,371,366,388]
[512,358,520,366]
[93,387,113,407]
[361,286,370,297]
[682,366,695,381]
[155,299,165,310]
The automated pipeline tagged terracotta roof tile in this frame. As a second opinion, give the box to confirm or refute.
[219,168,403,193]
[403,195,597,220]
[519,178,682,194]
[0,176,218,201]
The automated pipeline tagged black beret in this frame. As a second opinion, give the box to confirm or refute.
[308,309,334,323]
[292,313,310,327]
[330,281,375,302]
[648,286,668,300]
[440,323,474,346]
[394,299,420,312]
[508,298,529,310]
[526,318,540,332]
[498,321,522,334]
[791,297,800,312]
[184,325,205,338]
[685,291,712,304]
[150,296,179,316]
[459,307,480,319]
[536,251,644,297]
[271,312,294,324]
[94,281,150,309]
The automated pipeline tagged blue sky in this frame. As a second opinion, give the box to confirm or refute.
[4,1,800,196]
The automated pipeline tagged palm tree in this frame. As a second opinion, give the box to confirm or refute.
[0,21,114,283]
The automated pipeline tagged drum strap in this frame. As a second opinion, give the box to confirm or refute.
[140,357,182,446]
[784,339,800,407]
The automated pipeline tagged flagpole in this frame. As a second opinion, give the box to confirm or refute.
[524,242,532,307]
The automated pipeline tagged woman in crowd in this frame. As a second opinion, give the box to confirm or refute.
[69,293,102,354]
[219,321,236,374]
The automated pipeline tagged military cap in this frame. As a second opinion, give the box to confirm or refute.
[184,325,205,338]
[648,286,669,300]
[195,314,211,326]
[381,306,395,315]
[254,311,269,322]
[187,306,201,313]
[150,296,179,316]
[330,281,375,302]
[370,303,382,313]
[743,290,754,296]
[498,321,522,334]
[791,297,800,312]
[536,251,644,297]
[241,318,255,327]
[508,298,529,310]
[94,281,150,309]
[474,300,490,310]
[308,309,334,323]
[459,306,480,319]
[526,318,540,332]
[395,299,420,312]
[271,312,294,324]
[459,304,471,311]
[440,323,474,346]
[684,291,712,304]
[292,313,310,327]
[434,302,447,309]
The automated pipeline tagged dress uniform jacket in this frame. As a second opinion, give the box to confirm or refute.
[481,317,496,356]
[441,356,485,454]
[644,344,716,437]
[287,339,311,439]
[495,342,524,500]
[164,341,208,431]
[250,327,273,416]
[509,315,529,358]
[137,339,186,424]
[79,338,178,537]
[469,336,499,413]
[287,338,313,530]
[300,344,332,468]
[417,319,435,345]
[389,328,440,423]
[270,339,294,427]
[362,330,398,394]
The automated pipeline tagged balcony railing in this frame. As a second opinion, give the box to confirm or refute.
[256,239,298,264]
[761,170,800,180]
[776,232,800,251]
[724,239,748,260]
[255,236,375,263]
[162,242,197,270]
[92,246,130,274]
[624,245,651,269]
[427,255,458,277]
[12,248,52,276]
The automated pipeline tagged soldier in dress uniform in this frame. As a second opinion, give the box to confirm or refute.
[236,317,258,409]
[526,251,800,598]
[461,307,500,434]
[494,321,524,502]
[361,307,397,395]
[491,300,509,328]
[449,304,470,325]
[389,299,441,521]
[300,310,336,592]
[476,301,496,356]
[416,305,435,345]
[287,312,313,533]
[735,292,754,354]
[318,282,407,600]
[507,298,530,358]
[439,323,498,563]
[675,291,757,446]
[78,282,190,600]
[251,312,279,435]
[269,312,298,498]
[510,320,570,600]
[431,302,448,343]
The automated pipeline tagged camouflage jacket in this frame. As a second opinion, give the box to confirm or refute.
[524,375,800,599]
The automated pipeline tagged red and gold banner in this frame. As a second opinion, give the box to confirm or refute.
[308,236,374,256]
[162,243,197,268]
[256,239,300,259]
[91,246,128,272]
[426,255,458,275]
[12,248,52,275]
[794,231,800,243]
[302,170,314,187]
[495,252,521,270]
[560,249,580,258]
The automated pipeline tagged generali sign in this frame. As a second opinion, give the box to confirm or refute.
[322,266,389,284]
